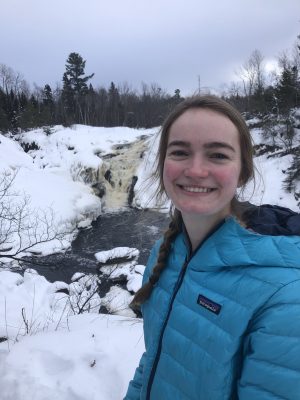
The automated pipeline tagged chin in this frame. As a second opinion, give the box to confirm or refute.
[179,206,216,216]
[178,203,231,219]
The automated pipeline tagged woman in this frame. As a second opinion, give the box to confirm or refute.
[124,96,300,400]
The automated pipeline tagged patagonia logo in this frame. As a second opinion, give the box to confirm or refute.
[197,294,222,315]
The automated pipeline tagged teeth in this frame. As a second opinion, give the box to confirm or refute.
[183,186,212,193]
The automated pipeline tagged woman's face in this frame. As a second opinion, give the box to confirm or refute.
[162,108,242,221]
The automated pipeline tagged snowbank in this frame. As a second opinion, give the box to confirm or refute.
[0,269,144,400]
[0,312,143,400]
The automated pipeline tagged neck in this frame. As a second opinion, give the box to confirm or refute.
[182,212,230,251]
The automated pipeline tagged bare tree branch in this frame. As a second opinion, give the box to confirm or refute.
[0,169,75,265]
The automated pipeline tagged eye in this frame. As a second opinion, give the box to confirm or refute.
[210,152,229,160]
[167,149,189,158]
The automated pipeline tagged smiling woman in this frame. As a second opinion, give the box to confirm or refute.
[124,95,300,400]
[162,108,242,249]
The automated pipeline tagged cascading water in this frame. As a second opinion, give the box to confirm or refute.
[96,136,149,210]
[18,130,168,283]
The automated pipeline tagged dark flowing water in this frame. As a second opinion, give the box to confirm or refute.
[22,209,169,283]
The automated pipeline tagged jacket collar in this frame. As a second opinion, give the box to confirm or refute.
[173,216,300,272]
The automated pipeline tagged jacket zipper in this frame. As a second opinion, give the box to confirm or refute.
[145,256,190,400]
[145,220,226,399]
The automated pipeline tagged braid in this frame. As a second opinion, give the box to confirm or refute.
[130,210,181,312]
[231,197,252,226]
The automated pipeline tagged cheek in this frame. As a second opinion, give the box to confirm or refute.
[215,166,241,187]
[163,160,178,186]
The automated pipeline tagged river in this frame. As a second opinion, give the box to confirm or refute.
[22,209,169,283]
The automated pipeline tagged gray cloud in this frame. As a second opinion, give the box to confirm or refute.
[1,0,299,95]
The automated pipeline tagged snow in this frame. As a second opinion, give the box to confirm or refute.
[95,247,145,297]
[127,265,145,292]
[245,117,261,126]
[0,312,143,400]
[133,132,170,210]
[0,120,300,400]
[0,269,144,400]
[95,247,139,263]
[101,286,135,317]
[0,125,157,257]
[251,153,296,207]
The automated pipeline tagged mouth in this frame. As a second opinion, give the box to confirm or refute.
[178,185,216,193]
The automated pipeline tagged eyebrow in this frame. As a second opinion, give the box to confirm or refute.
[167,140,236,152]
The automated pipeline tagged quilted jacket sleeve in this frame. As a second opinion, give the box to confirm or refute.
[238,279,300,400]
[124,352,147,399]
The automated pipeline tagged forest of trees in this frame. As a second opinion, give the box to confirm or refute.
[0,35,299,134]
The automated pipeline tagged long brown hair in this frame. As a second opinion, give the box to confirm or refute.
[130,95,254,311]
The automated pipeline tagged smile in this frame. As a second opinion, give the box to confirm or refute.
[180,186,215,193]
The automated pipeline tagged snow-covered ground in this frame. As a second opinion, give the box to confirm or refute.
[0,121,299,400]
[0,266,144,400]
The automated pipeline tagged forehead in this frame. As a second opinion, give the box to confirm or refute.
[168,108,239,145]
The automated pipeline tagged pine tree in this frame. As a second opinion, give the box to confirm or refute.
[172,89,183,106]
[61,52,94,125]
[0,88,10,132]
[19,94,41,130]
[41,84,55,125]
[276,65,299,113]
[64,52,94,94]
[42,84,54,106]
[107,82,123,126]
[6,89,19,132]
[62,72,75,125]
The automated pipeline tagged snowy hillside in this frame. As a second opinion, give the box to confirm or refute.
[0,120,299,400]
[0,125,158,259]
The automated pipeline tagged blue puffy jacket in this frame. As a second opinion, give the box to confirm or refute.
[125,206,300,400]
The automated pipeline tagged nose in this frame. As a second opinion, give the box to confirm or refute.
[184,156,209,178]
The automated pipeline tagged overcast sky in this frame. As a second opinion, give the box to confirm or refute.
[1,0,299,96]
